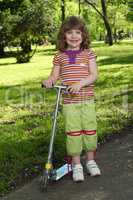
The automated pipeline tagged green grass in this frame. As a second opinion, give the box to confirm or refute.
[0,41,133,195]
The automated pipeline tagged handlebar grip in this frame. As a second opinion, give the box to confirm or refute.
[41,83,45,88]
[41,83,68,90]
[41,83,54,88]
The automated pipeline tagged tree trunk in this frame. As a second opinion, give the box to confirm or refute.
[84,0,113,45]
[61,0,65,22]
[79,0,81,16]
[20,37,32,53]
[114,28,117,43]
[16,35,32,63]
[101,0,113,45]
[0,43,5,56]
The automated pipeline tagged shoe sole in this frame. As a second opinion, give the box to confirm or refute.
[73,179,84,182]
[89,172,101,177]
[91,173,101,177]
[87,171,101,176]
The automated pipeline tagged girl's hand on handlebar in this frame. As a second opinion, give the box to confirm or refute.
[67,82,83,93]
[42,78,54,88]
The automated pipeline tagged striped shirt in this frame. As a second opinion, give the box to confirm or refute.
[53,49,97,104]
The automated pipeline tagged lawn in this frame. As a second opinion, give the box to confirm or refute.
[0,41,133,195]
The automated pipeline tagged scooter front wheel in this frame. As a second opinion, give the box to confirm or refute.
[40,170,49,192]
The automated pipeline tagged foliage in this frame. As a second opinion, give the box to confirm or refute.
[0,0,56,62]
[107,0,133,38]
[127,0,133,21]
[0,9,17,56]
[0,0,133,59]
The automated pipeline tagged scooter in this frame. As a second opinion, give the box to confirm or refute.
[40,85,72,191]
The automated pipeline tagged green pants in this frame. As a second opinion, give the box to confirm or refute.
[63,100,97,156]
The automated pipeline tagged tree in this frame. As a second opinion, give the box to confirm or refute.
[0,10,12,56]
[14,0,57,62]
[0,0,23,56]
[107,1,127,42]
[84,0,113,45]
[79,0,81,15]
[127,0,133,21]
[61,0,66,22]
[100,0,113,44]
[0,0,56,62]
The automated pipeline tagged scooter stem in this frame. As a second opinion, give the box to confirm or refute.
[47,85,67,163]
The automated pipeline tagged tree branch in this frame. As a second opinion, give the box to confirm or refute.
[84,0,104,19]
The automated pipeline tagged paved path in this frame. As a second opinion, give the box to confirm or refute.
[1,125,133,200]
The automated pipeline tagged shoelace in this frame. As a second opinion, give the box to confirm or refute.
[73,167,83,173]
[87,162,98,169]
[89,164,97,167]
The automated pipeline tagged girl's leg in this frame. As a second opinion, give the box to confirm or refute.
[85,150,101,176]
[72,155,81,165]
[85,150,95,161]
[72,155,84,182]
[66,135,84,181]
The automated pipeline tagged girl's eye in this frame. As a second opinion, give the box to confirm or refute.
[66,30,81,35]
[67,31,72,34]
[76,31,81,34]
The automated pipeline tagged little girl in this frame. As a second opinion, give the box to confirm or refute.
[42,16,101,182]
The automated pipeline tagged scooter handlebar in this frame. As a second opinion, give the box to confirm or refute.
[41,83,67,90]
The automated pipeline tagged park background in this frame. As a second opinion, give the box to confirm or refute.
[0,0,133,196]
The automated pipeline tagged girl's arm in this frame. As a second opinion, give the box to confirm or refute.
[80,58,98,87]
[42,65,60,88]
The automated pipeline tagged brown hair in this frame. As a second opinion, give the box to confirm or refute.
[56,16,90,51]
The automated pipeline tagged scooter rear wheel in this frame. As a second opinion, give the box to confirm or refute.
[40,171,49,192]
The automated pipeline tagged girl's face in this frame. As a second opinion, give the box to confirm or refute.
[65,29,82,50]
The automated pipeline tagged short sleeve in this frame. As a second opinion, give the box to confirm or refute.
[88,49,97,60]
[53,52,61,66]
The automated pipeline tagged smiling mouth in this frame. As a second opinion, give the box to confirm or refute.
[70,40,79,43]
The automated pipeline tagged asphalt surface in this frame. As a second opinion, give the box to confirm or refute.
[1,125,133,200]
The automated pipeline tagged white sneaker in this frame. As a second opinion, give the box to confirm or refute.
[72,164,84,182]
[86,160,101,176]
